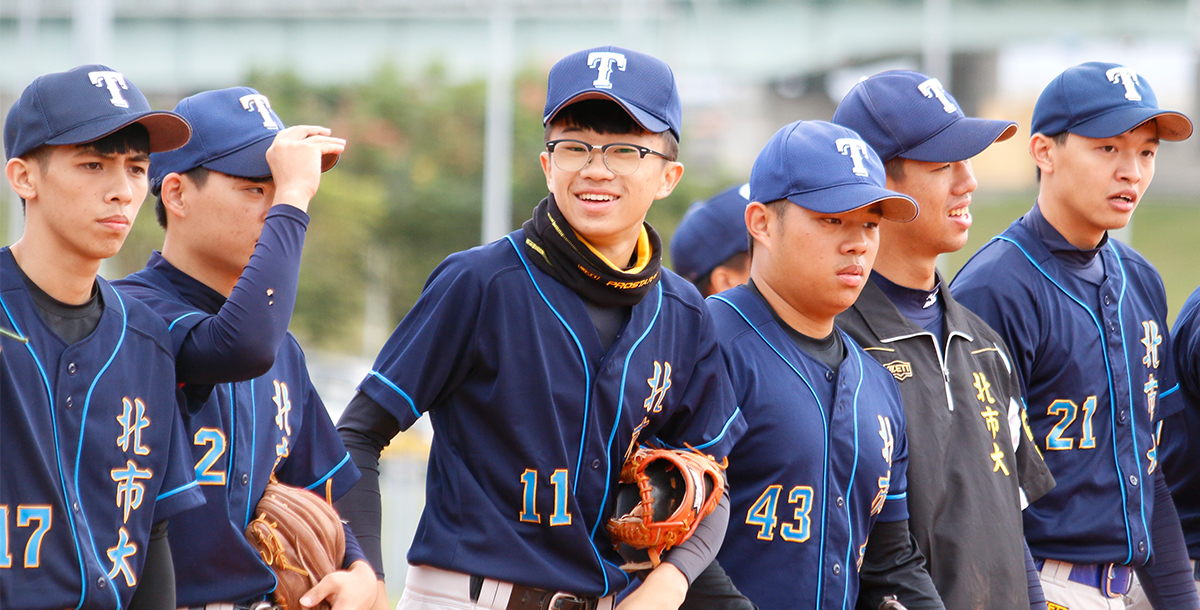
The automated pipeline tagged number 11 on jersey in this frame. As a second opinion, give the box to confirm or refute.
[520,469,573,526]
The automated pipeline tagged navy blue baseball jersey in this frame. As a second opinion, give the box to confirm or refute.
[356,230,746,597]
[952,215,1181,566]
[116,251,361,606]
[1163,285,1200,559]
[0,248,204,610]
[707,285,910,610]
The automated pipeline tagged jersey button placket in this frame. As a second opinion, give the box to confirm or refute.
[825,370,834,382]
[68,362,77,375]
[242,473,250,486]
[65,395,72,409]
[832,563,841,575]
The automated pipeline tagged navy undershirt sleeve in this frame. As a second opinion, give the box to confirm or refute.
[1024,540,1047,610]
[342,521,369,570]
[1134,470,1200,608]
[175,206,309,384]
[126,520,174,610]
[856,519,944,610]
[335,391,401,580]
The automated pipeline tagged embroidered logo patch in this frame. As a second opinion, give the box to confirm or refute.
[882,360,913,382]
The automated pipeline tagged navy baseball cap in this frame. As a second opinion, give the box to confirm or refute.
[751,121,917,222]
[544,46,682,140]
[671,183,751,282]
[1032,62,1192,141]
[4,64,190,160]
[833,70,1018,163]
[149,87,338,195]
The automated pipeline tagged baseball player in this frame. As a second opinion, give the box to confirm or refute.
[671,183,752,297]
[335,46,746,610]
[1,65,204,609]
[709,120,943,610]
[1153,286,1200,603]
[831,70,1056,610]
[951,62,1200,608]
[111,87,375,610]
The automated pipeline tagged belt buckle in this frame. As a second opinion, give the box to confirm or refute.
[547,592,590,610]
[1101,563,1128,598]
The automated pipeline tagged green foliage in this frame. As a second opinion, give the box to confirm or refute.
[234,63,733,353]
[101,63,735,353]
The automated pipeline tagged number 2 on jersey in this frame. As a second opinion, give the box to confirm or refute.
[746,485,813,542]
[1046,396,1097,451]
[519,469,572,526]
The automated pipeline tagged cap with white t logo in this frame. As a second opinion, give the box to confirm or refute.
[543,46,682,140]
[1031,62,1192,141]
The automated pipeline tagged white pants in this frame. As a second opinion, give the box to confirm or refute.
[1122,560,1200,610]
[1040,560,1127,610]
[396,565,616,610]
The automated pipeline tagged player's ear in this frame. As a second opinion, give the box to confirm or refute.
[653,161,684,200]
[1029,133,1055,178]
[540,150,554,190]
[5,157,38,202]
[746,201,773,254]
[159,173,189,220]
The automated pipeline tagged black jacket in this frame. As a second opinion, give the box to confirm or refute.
[838,278,1054,610]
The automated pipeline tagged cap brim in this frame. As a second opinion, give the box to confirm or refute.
[901,118,1019,163]
[44,111,191,154]
[1070,107,1193,142]
[786,183,918,223]
[202,135,341,179]
[545,91,672,135]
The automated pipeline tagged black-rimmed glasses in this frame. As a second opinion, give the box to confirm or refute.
[545,139,672,175]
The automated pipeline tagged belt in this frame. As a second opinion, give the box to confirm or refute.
[470,574,603,610]
[1035,559,1133,598]
[180,602,275,610]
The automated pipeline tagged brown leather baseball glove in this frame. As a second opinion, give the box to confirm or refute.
[245,478,346,610]
[606,446,726,571]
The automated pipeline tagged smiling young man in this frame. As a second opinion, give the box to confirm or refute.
[111,87,376,610]
[952,62,1200,609]
[707,120,943,610]
[1,65,204,610]
[335,46,746,610]
[831,70,1055,610]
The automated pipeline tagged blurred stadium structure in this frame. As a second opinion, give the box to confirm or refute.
[5,0,1200,595]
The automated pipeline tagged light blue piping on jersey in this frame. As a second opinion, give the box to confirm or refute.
[659,408,743,452]
[840,346,865,610]
[367,371,419,420]
[710,294,833,605]
[1161,384,1180,400]
[0,292,91,610]
[1108,243,1152,560]
[244,378,259,529]
[73,287,129,610]
[156,480,199,501]
[306,452,353,491]
[886,492,907,501]
[167,311,202,332]
[504,235,614,594]
[591,282,663,591]
[994,235,1138,565]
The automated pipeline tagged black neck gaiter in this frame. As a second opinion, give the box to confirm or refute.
[521,195,662,307]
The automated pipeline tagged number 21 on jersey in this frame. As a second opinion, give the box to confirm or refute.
[1046,396,1097,451]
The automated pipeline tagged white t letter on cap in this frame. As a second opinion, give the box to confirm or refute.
[836,138,870,177]
[88,71,130,109]
[240,94,279,130]
[588,52,627,89]
[1106,67,1142,101]
[917,78,956,113]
